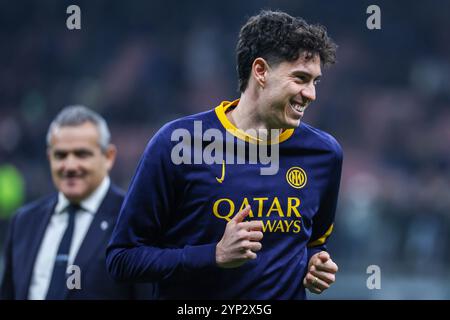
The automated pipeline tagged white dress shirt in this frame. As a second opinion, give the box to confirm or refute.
[28,176,111,300]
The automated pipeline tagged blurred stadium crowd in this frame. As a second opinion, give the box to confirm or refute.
[1,1,449,298]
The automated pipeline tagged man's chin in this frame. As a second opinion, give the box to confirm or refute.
[60,188,87,203]
[282,118,301,129]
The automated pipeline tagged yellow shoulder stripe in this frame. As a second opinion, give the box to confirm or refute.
[307,224,334,247]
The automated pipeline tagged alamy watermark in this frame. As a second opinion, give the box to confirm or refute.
[66,5,81,30]
[170,121,281,175]
[366,5,381,30]
[366,264,381,290]
[66,265,81,290]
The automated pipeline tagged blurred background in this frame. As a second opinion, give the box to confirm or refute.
[0,0,449,299]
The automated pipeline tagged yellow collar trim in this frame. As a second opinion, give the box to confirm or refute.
[214,99,294,145]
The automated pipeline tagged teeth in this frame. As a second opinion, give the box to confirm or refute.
[290,102,305,112]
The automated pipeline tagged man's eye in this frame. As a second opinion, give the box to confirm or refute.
[53,152,66,160]
[313,79,321,85]
[74,150,92,158]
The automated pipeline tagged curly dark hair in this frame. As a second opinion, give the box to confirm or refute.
[236,10,338,92]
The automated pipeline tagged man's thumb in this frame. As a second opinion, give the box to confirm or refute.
[318,251,330,261]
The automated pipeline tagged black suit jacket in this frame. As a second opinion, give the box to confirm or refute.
[0,184,155,299]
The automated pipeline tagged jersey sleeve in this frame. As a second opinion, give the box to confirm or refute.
[307,143,343,262]
[106,125,217,283]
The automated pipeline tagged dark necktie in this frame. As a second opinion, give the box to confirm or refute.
[46,203,80,300]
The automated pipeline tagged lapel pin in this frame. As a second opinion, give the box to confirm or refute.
[100,221,109,231]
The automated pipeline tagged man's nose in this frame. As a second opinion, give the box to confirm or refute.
[301,83,316,102]
[62,154,79,170]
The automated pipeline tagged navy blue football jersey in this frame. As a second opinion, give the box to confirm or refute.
[107,99,343,299]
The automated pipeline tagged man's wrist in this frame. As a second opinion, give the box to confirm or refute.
[215,241,225,266]
[182,243,218,270]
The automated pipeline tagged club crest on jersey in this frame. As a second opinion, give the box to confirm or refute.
[286,167,307,189]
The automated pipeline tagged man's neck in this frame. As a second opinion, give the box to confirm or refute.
[226,93,282,141]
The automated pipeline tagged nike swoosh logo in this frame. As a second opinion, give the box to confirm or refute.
[216,160,225,183]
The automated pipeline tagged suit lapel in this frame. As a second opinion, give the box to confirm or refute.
[20,196,57,299]
[66,186,122,298]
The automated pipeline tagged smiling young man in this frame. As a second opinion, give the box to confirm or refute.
[1,106,154,300]
[107,10,342,299]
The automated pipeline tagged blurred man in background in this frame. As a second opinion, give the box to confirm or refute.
[0,106,154,299]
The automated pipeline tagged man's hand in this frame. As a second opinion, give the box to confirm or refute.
[216,206,263,268]
[303,251,338,294]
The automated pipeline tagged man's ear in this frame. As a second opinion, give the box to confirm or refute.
[104,144,117,171]
[252,57,269,88]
